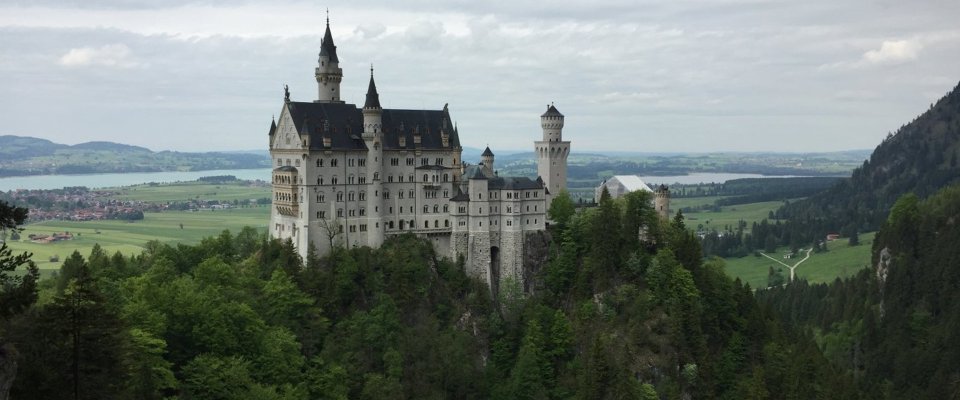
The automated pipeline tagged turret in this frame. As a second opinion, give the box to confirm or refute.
[362,66,382,138]
[541,103,564,142]
[655,184,671,220]
[315,14,344,103]
[481,146,494,175]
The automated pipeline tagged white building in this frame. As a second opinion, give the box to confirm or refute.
[268,17,570,294]
[595,175,671,220]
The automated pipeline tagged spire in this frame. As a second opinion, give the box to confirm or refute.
[268,117,277,136]
[364,65,381,109]
[319,12,339,63]
[481,146,494,157]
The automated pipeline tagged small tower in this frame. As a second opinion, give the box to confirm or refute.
[535,103,570,203]
[655,184,671,220]
[362,66,384,247]
[315,13,344,103]
[481,146,494,175]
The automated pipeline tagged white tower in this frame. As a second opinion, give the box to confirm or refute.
[362,66,384,247]
[535,104,570,204]
[315,15,343,103]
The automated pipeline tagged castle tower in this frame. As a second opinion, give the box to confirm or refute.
[481,146,494,175]
[655,184,671,220]
[315,14,344,103]
[362,66,384,247]
[535,104,570,204]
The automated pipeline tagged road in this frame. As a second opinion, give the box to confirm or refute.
[759,248,813,282]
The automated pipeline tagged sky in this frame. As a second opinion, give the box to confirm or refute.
[0,0,958,153]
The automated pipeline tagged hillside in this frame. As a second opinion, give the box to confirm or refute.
[0,135,270,177]
[760,184,960,398]
[777,80,960,241]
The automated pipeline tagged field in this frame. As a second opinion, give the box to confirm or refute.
[109,181,270,202]
[7,207,270,273]
[721,232,875,289]
[682,200,789,232]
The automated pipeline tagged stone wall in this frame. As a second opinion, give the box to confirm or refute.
[521,230,553,293]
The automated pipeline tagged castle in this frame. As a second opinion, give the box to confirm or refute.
[268,17,569,293]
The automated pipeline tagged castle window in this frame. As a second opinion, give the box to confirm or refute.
[443,174,449,182]
[423,174,429,182]
[360,224,367,232]
[388,175,394,183]
[348,192,355,201]
[507,206,512,213]
[443,190,449,198]
[359,176,366,184]
[408,174,414,182]
[526,192,530,198]
[409,190,414,198]
[359,192,366,201]
[478,193,482,200]
[391,158,399,166]
[349,209,355,217]
[337,192,343,202]
[444,220,449,227]
[374,172,379,181]
[424,221,429,228]
[434,220,439,228]
[507,193,511,199]
[436,158,443,165]
[348,158,355,167]
[348,175,355,184]
[534,205,537,211]
[317,211,326,219]
[423,205,429,213]
[433,205,439,213]
[317,194,325,203]
[331,159,338,167]
[406,158,414,166]
[398,191,404,199]
[399,175,404,183]
[507,220,512,226]
[389,206,393,214]
[534,192,538,198]
[317,158,323,167]
[360,208,366,216]
[317,176,324,185]
[421,158,428,166]
[337,208,343,217]
[332,176,339,185]
[359,159,366,167]
[410,219,414,228]
[443,204,448,213]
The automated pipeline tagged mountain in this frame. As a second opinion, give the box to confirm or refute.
[0,135,270,177]
[778,80,960,239]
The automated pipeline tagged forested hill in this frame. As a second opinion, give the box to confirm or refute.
[760,184,960,398]
[0,135,269,177]
[0,191,869,399]
[778,80,960,238]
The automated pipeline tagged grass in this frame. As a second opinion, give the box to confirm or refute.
[721,232,875,289]
[7,207,270,271]
[109,182,270,203]
[683,200,789,232]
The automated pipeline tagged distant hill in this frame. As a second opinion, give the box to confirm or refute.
[779,80,960,238]
[0,135,270,177]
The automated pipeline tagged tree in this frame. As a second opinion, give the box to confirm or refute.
[0,201,39,400]
[548,190,576,227]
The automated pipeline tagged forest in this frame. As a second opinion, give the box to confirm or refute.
[1,190,864,399]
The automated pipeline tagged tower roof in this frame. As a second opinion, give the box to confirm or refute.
[319,17,339,63]
[364,67,381,109]
[268,117,277,136]
[541,104,563,118]
[481,146,494,157]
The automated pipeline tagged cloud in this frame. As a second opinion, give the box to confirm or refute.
[862,39,921,64]
[58,43,140,68]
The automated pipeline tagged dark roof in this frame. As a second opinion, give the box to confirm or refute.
[319,21,339,63]
[467,166,487,180]
[268,118,277,136]
[541,104,563,118]
[450,189,470,202]
[481,146,494,157]
[284,101,460,151]
[489,177,543,190]
[364,73,381,109]
[274,166,298,172]
[415,165,450,170]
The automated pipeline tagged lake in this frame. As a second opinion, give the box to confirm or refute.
[0,168,272,191]
[0,169,806,192]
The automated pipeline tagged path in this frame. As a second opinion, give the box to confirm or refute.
[759,248,813,282]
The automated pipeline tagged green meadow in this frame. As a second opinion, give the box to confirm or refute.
[109,182,270,202]
[8,207,270,272]
[683,200,788,232]
[721,232,875,289]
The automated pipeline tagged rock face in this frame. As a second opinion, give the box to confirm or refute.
[875,246,892,318]
[0,343,17,400]
[521,230,553,293]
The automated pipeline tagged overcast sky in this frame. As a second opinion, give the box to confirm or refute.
[0,0,958,153]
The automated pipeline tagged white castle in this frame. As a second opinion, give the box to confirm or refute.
[268,18,570,292]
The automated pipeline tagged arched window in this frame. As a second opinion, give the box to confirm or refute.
[443,174,449,182]
[373,172,379,181]
[423,174,429,182]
